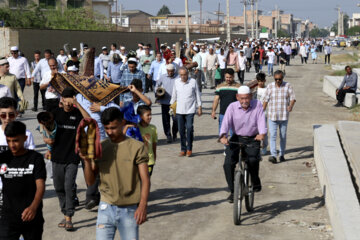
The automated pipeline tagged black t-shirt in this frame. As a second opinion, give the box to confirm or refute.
[253,51,260,61]
[51,107,83,164]
[0,150,46,221]
[66,60,80,69]
[215,82,241,115]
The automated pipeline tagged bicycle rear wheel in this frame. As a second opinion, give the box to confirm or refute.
[233,170,244,225]
[245,167,255,212]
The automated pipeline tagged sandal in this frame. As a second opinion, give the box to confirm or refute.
[65,221,75,231]
[58,219,66,228]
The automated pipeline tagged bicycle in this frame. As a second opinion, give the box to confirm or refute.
[228,141,260,225]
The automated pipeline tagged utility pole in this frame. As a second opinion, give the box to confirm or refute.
[199,0,203,33]
[226,0,231,42]
[185,0,190,44]
[115,0,118,30]
[255,0,259,39]
[250,0,254,39]
[217,2,220,24]
[274,5,278,38]
[243,0,248,36]
[119,3,122,27]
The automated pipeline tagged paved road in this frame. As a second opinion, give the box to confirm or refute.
[18,53,352,239]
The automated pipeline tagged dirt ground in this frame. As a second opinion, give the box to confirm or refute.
[19,50,355,240]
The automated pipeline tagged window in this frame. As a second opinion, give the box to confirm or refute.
[161,20,165,25]
[170,20,174,24]
[39,0,55,9]
[67,0,84,8]
[178,20,182,24]
[9,0,27,8]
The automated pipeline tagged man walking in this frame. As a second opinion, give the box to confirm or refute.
[204,47,218,89]
[263,70,296,163]
[155,64,178,143]
[7,46,31,92]
[81,107,150,240]
[324,44,332,65]
[170,67,202,157]
[0,58,24,102]
[31,50,46,111]
[140,46,155,92]
[334,66,358,107]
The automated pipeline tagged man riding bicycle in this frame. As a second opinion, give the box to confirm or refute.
[219,86,267,203]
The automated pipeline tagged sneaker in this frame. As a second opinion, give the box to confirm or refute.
[279,156,286,162]
[334,102,343,107]
[166,136,172,143]
[31,107,38,112]
[186,150,192,157]
[85,199,99,210]
[268,156,277,164]
[253,184,262,192]
[179,151,186,157]
[227,193,234,203]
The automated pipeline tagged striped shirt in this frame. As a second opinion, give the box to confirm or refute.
[263,81,296,121]
[215,82,241,115]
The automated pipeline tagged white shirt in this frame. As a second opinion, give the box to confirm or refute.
[217,54,226,69]
[110,50,121,56]
[0,84,12,98]
[40,70,62,99]
[7,56,31,79]
[170,78,202,115]
[266,51,276,64]
[237,55,247,71]
[136,49,145,58]
[173,58,183,67]
[199,52,208,68]
[57,55,68,65]
[0,128,35,150]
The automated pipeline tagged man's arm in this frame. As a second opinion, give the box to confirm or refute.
[337,76,346,92]
[73,96,91,118]
[82,158,99,186]
[195,80,202,116]
[129,85,152,106]
[134,163,150,225]
[21,178,45,222]
[170,81,177,105]
[211,95,220,119]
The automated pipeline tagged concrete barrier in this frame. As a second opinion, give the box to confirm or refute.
[313,124,360,240]
[353,68,360,76]
[338,121,360,193]
[331,65,346,71]
[322,76,358,107]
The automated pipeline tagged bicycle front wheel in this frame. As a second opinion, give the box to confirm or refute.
[245,167,255,212]
[233,170,243,225]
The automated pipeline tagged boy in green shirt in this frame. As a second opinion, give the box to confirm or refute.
[137,105,157,176]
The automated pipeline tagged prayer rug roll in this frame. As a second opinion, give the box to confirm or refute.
[75,118,102,160]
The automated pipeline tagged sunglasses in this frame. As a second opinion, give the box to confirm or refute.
[274,78,283,81]
[0,112,16,119]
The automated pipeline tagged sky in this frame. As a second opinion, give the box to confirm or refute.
[115,0,359,28]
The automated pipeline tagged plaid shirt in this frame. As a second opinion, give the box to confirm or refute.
[119,68,146,103]
[263,81,296,121]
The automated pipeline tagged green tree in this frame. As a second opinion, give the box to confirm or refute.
[347,26,360,36]
[157,5,171,16]
[277,29,290,38]
[310,28,330,38]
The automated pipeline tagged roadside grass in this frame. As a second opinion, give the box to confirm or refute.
[349,104,360,121]
[331,53,359,64]
[330,64,360,76]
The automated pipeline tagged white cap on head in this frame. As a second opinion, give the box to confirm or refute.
[102,46,107,50]
[237,86,251,94]
[67,65,78,72]
[0,58,9,65]
[120,46,125,50]
[166,64,175,70]
[128,57,137,63]
[10,46,19,51]
[72,48,77,51]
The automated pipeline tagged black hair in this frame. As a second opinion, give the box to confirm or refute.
[71,51,78,58]
[37,111,54,124]
[4,121,26,137]
[345,65,351,71]
[101,107,124,125]
[61,87,76,98]
[274,70,284,78]
[256,72,266,81]
[224,68,235,76]
[146,44,152,48]
[137,105,152,116]
[280,48,284,51]
[44,49,52,54]
[111,43,117,48]
[83,44,89,49]
[130,79,143,90]
[59,48,64,51]
[34,50,41,55]
[0,97,17,109]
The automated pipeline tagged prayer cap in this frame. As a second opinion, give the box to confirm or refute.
[237,86,250,94]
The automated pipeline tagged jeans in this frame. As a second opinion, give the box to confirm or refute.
[96,202,138,240]
[253,60,260,73]
[18,78,25,92]
[161,104,178,138]
[286,55,290,65]
[237,70,245,84]
[33,82,46,110]
[246,58,252,72]
[268,119,288,157]
[177,113,195,152]
[223,135,261,193]
[52,162,78,217]
[267,63,273,76]
[218,114,233,136]
[325,54,331,64]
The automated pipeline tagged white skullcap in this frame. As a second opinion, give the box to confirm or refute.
[128,57,137,63]
[72,48,77,51]
[0,59,9,65]
[10,46,19,51]
[67,65,78,72]
[120,46,125,50]
[102,46,107,50]
[237,86,250,94]
[166,64,175,70]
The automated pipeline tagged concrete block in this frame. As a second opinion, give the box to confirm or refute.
[322,76,343,99]
[356,93,360,104]
[353,68,360,77]
[344,93,356,108]
[313,124,360,240]
[331,64,346,71]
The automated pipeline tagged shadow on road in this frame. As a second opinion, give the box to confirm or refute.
[240,196,323,225]
[148,187,226,219]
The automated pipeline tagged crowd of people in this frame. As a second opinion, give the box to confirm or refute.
[0,36,316,239]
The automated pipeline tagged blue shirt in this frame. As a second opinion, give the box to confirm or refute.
[76,94,120,140]
[119,69,146,103]
[94,57,104,80]
[155,73,177,105]
[107,61,123,84]
[148,59,164,81]
[339,72,358,92]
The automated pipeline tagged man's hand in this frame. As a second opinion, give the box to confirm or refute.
[119,101,124,108]
[336,89,339,95]
[48,86,56,93]
[78,148,90,162]
[43,137,54,145]
[211,111,216,119]
[254,134,265,141]
[197,107,202,116]
[21,205,37,222]
[44,150,51,160]
[220,136,229,145]
[343,86,350,90]
[134,204,147,225]
[128,84,138,93]
[90,102,101,113]
[147,74,151,79]
[287,105,293,112]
